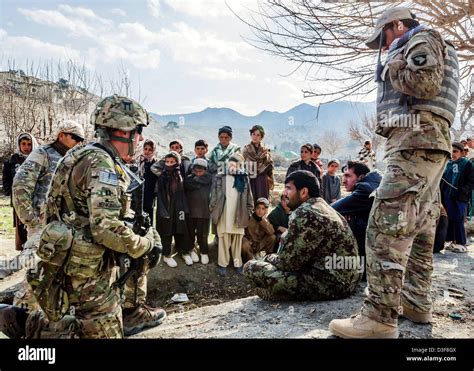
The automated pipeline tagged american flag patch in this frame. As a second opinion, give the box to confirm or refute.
[98,171,118,186]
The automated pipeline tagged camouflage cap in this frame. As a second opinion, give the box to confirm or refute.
[55,120,85,141]
[365,7,415,49]
[91,94,149,132]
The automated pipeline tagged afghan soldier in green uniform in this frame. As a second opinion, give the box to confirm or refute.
[329,7,459,338]
[244,170,360,301]
[0,95,166,339]
[0,121,85,280]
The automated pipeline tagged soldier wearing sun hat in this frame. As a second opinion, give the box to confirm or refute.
[330,6,460,338]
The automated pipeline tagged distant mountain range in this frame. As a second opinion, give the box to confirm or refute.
[146,101,376,158]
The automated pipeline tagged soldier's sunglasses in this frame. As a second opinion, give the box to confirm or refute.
[65,133,84,142]
[136,125,144,135]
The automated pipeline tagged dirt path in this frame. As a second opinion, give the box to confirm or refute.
[134,248,474,339]
[0,237,472,338]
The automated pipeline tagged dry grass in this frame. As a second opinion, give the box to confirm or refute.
[0,195,14,238]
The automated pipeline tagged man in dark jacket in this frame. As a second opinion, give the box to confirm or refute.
[332,161,382,260]
[267,194,291,251]
[286,143,321,181]
[440,142,474,252]
[156,151,193,267]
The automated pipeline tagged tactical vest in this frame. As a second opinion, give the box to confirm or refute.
[44,143,129,279]
[376,34,459,131]
[32,145,63,212]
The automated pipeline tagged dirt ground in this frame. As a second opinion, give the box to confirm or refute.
[136,246,474,339]
[0,235,472,338]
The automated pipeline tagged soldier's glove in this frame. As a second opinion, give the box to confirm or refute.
[141,226,156,257]
[146,245,162,269]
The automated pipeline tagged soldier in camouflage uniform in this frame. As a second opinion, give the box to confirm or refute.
[244,170,360,301]
[0,121,84,288]
[329,7,459,338]
[0,95,166,339]
[0,121,85,281]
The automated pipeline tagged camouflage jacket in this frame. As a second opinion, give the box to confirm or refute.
[59,143,152,259]
[377,29,459,157]
[12,144,64,226]
[276,197,360,285]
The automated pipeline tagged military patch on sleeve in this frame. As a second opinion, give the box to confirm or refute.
[98,171,118,186]
[412,54,427,66]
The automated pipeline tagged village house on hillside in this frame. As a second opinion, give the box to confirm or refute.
[0,70,98,157]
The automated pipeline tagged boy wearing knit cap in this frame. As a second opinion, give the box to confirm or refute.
[185,158,213,264]
[210,152,253,276]
[156,151,194,267]
[242,197,276,262]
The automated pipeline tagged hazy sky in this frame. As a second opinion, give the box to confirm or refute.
[0,0,377,115]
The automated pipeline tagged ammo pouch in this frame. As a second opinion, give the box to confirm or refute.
[27,221,74,322]
[65,228,105,279]
[37,220,74,266]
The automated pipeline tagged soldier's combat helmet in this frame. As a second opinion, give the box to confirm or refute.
[91,94,149,155]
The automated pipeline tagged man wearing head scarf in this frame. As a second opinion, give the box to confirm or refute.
[330,6,459,338]
[2,133,38,251]
[137,139,158,224]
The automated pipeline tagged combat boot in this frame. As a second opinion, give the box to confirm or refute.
[0,304,28,338]
[123,304,166,336]
[329,313,398,339]
[401,304,432,324]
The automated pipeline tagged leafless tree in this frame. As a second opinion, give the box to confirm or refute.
[234,0,473,136]
[349,113,385,156]
[319,129,343,158]
[0,58,104,152]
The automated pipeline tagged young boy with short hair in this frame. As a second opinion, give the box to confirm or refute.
[192,139,217,175]
[242,197,276,262]
[321,159,341,204]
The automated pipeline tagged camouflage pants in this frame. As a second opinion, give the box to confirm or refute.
[13,225,43,311]
[244,254,358,301]
[65,268,123,338]
[123,261,150,309]
[361,149,448,326]
[25,258,149,338]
